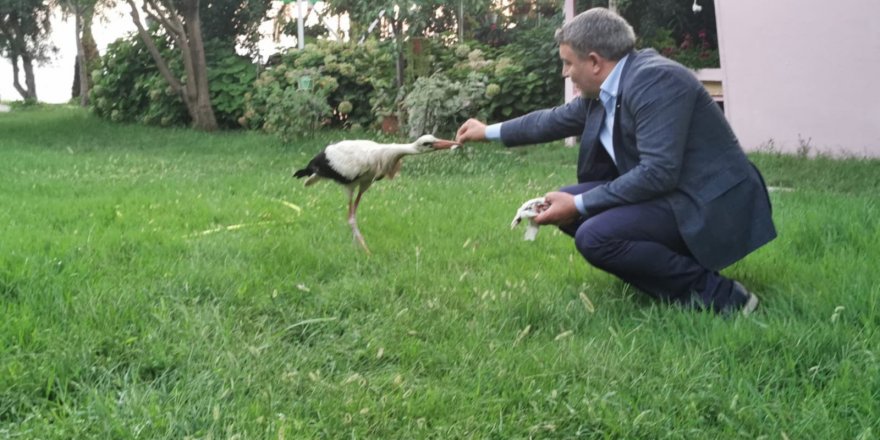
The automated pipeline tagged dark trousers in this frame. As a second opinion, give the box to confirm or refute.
[559,182,745,312]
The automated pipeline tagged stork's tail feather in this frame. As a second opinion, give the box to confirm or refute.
[524,223,540,241]
[293,168,311,179]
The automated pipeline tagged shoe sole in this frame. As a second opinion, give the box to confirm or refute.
[741,293,759,317]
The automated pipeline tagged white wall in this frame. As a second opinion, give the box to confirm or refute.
[716,0,880,156]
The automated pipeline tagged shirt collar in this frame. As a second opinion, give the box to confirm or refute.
[599,54,629,104]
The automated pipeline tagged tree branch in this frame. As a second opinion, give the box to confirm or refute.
[142,0,184,40]
[124,0,183,95]
[140,0,197,102]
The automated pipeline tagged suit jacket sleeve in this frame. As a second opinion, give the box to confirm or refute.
[498,97,588,146]
[580,67,698,212]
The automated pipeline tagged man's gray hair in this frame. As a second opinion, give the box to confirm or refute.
[554,8,636,61]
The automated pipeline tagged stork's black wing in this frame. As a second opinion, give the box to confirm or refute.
[293,149,355,185]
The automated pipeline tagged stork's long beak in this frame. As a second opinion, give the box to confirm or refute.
[431,139,460,150]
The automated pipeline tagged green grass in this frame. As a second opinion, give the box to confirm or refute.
[1,106,879,439]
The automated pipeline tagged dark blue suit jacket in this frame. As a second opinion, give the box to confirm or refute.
[500,49,776,270]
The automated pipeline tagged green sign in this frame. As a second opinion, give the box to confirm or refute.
[298,76,312,91]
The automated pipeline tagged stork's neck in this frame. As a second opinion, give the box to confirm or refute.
[371,143,427,164]
[380,142,422,156]
[367,142,424,180]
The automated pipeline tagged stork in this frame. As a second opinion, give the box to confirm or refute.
[511,197,549,241]
[293,134,459,253]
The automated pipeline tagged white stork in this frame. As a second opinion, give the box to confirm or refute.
[511,197,548,241]
[293,134,459,253]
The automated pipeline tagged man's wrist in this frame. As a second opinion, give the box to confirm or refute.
[485,123,502,140]
[574,194,588,215]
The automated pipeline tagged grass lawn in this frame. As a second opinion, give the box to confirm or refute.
[1,106,879,438]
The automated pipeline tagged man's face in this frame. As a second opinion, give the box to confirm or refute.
[559,43,600,98]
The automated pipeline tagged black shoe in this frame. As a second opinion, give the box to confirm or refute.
[730,281,759,317]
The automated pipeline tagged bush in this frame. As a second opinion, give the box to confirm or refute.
[90,32,258,128]
[242,66,337,141]
[642,28,720,69]
[257,39,396,130]
[90,22,562,135]
[206,42,259,128]
[403,72,489,138]
[487,17,565,120]
[430,17,564,124]
[90,33,168,124]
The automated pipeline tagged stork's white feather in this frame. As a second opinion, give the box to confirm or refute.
[321,135,457,183]
[324,140,418,181]
[510,197,547,241]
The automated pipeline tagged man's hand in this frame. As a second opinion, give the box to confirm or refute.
[456,118,487,143]
[534,192,580,226]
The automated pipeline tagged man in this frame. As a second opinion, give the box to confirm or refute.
[455,8,776,315]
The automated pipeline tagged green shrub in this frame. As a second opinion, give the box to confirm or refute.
[206,43,259,128]
[403,72,489,138]
[242,66,336,141]
[257,39,396,130]
[90,33,257,129]
[89,33,170,124]
[641,27,720,69]
[430,21,564,124]
[487,19,565,120]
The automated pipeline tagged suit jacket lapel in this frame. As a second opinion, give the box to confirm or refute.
[610,49,640,172]
[578,98,616,182]
[612,98,628,171]
[583,98,604,142]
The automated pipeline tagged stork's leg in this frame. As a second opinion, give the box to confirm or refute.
[348,183,372,254]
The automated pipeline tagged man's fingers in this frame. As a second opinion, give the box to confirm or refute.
[533,205,556,225]
[455,119,486,143]
[455,125,469,142]
[534,192,577,226]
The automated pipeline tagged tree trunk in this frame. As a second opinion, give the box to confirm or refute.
[74,11,89,106]
[8,21,38,102]
[72,23,99,101]
[11,52,38,102]
[126,0,218,131]
[72,57,81,98]
[23,55,37,102]
[391,19,405,89]
[181,0,217,131]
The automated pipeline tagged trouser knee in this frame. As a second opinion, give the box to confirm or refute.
[574,226,612,268]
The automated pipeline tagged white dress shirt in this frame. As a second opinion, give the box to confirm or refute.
[486,55,630,216]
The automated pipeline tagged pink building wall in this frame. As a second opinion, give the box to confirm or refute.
[716,0,880,156]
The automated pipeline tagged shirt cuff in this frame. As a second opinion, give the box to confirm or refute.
[485,123,502,140]
[573,193,588,215]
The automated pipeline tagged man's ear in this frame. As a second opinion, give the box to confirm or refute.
[587,52,603,74]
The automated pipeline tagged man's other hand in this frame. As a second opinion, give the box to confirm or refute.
[534,192,580,226]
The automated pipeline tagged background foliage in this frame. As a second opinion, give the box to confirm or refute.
[260,39,395,130]
[242,65,337,141]
[198,0,270,54]
[403,70,488,138]
[90,31,257,128]
[82,0,718,137]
